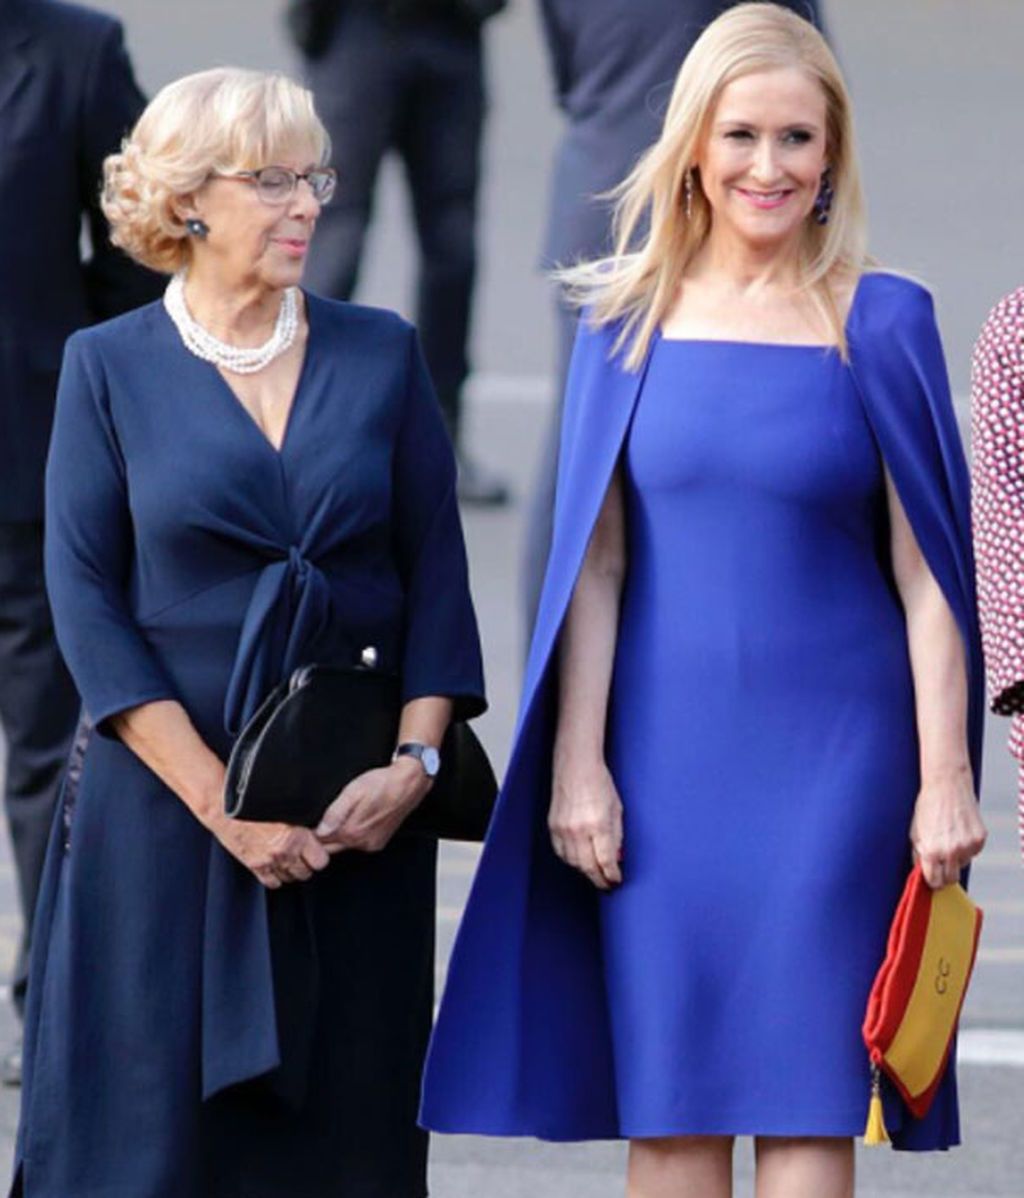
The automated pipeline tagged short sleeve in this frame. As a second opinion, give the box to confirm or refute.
[390,328,486,720]
[44,332,179,734]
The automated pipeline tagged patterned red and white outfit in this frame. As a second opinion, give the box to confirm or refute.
[971,286,1024,856]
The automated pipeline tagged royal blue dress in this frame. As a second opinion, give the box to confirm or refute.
[601,336,919,1136]
[15,294,485,1197]
[421,273,984,1150]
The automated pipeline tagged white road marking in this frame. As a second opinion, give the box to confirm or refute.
[958,1028,1024,1067]
[976,946,1024,964]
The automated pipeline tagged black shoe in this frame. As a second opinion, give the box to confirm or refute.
[2,1037,22,1087]
[456,453,510,506]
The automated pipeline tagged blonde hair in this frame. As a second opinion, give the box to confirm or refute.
[102,68,330,274]
[558,2,869,367]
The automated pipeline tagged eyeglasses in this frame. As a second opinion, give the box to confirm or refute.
[217,165,338,206]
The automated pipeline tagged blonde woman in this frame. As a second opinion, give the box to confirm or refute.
[13,68,484,1197]
[422,5,984,1195]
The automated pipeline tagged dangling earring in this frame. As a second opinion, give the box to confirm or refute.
[185,217,210,239]
[813,168,834,226]
[684,170,694,220]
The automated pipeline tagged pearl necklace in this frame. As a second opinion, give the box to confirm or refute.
[163,272,299,375]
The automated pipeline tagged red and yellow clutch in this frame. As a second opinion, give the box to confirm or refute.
[861,864,983,1145]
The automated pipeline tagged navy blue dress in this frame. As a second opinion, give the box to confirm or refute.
[15,294,486,1197]
[421,273,983,1151]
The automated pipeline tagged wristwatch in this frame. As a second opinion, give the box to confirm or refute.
[393,741,441,778]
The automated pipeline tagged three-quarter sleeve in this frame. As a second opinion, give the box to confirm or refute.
[44,332,179,734]
[970,289,1024,720]
[391,328,486,720]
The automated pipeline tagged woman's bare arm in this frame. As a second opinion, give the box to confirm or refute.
[550,468,627,890]
[885,469,987,887]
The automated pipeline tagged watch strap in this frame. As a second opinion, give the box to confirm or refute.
[394,741,441,777]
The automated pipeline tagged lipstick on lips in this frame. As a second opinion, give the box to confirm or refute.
[735,187,794,210]
[274,237,309,257]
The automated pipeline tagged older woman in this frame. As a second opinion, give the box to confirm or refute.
[972,288,1024,854]
[13,68,484,1197]
[422,5,984,1196]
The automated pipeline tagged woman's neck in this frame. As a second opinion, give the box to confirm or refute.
[693,227,805,298]
[181,266,286,346]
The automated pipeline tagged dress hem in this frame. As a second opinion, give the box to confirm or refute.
[423,1107,960,1149]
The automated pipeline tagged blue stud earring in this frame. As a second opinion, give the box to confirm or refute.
[185,217,210,239]
[813,168,834,226]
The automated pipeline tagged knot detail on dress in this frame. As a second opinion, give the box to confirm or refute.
[223,544,333,736]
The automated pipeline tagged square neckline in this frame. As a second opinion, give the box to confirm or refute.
[656,272,866,351]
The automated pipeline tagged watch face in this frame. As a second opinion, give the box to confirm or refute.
[422,746,441,777]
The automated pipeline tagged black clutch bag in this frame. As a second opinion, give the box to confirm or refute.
[224,657,496,841]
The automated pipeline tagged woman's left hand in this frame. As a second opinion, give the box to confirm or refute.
[910,767,987,888]
[315,758,431,853]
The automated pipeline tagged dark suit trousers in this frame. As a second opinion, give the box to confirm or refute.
[0,523,78,1017]
[304,8,484,441]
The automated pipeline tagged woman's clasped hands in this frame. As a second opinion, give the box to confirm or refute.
[215,759,432,888]
[215,817,329,890]
[316,757,432,854]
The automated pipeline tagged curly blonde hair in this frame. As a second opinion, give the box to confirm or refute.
[557,3,869,367]
[102,67,330,274]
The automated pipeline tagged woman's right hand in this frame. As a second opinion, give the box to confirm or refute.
[105,700,331,889]
[211,815,330,889]
[549,758,624,891]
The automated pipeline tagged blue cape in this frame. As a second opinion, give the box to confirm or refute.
[421,272,983,1151]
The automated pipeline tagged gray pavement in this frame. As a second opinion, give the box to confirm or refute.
[0,0,1022,1194]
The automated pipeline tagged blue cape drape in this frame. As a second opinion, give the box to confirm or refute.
[421,271,983,1151]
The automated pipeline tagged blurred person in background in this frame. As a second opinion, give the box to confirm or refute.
[287,0,511,505]
[521,0,823,642]
[971,288,1024,859]
[12,67,485,1197]
[0,0,157,1087]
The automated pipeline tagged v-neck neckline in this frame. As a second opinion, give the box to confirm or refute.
[168,287,316,458]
